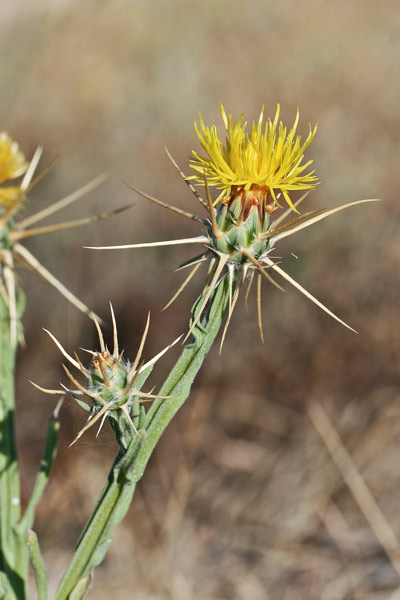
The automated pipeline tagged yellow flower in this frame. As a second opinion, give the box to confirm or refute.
[0,132,28,183]
[0,132,28,208]
[0,132,122,346]
[190,105,318,211]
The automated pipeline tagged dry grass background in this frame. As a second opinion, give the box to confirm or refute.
[1,0,400,598]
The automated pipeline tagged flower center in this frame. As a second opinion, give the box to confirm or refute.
[226,184,276,223]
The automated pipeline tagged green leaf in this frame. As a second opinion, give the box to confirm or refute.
[27,530,48,600]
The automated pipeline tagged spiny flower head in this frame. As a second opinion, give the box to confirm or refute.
[0,131,127,347]
[190,104,318,212]
[88,106,378,347]
[34,306,179,448]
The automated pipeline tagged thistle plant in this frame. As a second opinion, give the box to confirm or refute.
[0,107,378,599]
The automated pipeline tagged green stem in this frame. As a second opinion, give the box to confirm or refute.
[0,292,27,600]
[54,439,141,600]
[55,277,231,599]
[134,276,231,480]
[19,409,60,534]
[0,290,58,599]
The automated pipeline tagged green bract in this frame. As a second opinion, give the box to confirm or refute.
[212,194,271,263]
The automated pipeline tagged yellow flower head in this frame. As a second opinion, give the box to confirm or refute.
[190,105,319,211]
[0,132,28,208]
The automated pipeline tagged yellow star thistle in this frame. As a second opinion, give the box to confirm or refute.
[190,105,319,211]
[0,132,28,209]
[88,107,378,347]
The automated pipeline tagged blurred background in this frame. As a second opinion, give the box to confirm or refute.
[2,0,400,597]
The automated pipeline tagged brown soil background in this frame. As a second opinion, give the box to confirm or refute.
[2,1,400,598]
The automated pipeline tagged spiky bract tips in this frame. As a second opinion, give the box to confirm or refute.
[35,307,178,448]
[0,131,126,335]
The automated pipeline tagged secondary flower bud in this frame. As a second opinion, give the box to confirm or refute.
[34,306,179,448]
